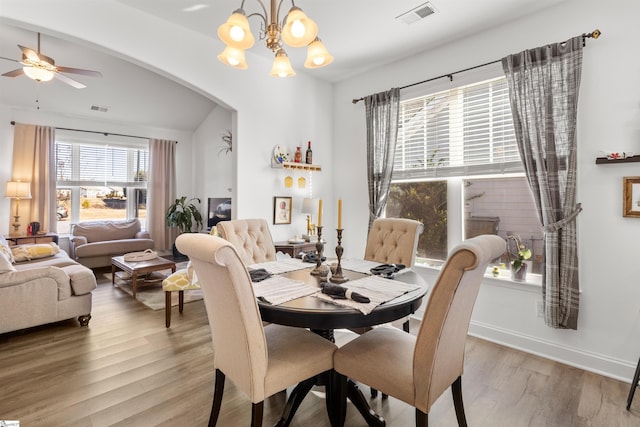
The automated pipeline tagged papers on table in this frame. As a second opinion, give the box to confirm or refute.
[253,276,318,305]
[248,258,309,275]
[313,275,421,315]
[339,259,382,274]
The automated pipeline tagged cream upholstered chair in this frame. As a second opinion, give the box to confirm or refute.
[161,261,200,328]
[175,233,337,427]
[364,217,424,269]
[216,218,276,265]
[333,235,505,427]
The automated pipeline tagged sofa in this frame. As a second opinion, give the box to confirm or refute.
[69,219,155,268]
[0,236,97,334]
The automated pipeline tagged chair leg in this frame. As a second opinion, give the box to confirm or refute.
[208,369,225,427]
[164,291,171,328]
[179,290,185,313]
[627,356,640,410]
[416,408,428,427]
[251,401,264,427]
[403,319,410,333]
[451,376,468,427]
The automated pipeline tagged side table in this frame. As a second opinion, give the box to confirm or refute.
[5,232,59,246]
[274,241,318,258]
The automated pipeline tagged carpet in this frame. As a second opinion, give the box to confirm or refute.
[104,262,203,311]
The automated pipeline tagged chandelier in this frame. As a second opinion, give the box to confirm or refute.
[217,0,333,77]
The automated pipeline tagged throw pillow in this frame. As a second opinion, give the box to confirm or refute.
[0,252,16,273]
[0,236,15,264]
[12,242,61,262]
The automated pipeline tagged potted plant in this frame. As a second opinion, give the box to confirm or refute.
[166,196,203,259]
[506,234,532,281]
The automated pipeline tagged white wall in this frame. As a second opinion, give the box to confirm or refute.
[333,0,640,381]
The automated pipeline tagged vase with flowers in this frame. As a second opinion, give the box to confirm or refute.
[506,234,532,282]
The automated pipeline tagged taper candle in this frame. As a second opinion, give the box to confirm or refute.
[317,199,323,227]
[337,198,342,229]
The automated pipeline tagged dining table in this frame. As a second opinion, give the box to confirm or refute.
[251,258,429,427]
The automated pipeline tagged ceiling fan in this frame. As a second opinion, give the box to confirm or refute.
[0,32,102,89]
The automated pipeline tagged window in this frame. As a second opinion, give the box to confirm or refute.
[386,75,544,275]
[55,133,148,234]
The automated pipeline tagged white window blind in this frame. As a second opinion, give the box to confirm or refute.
[393,76,522,180]
[55,141,148,188]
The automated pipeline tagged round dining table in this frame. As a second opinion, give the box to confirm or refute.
[257,265,429,427]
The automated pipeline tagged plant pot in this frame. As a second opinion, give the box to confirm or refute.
[172,242,188,261]
[511,262,528,282]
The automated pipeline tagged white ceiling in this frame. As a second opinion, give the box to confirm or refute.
[0,0,567,131]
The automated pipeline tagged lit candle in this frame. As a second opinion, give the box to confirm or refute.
[317,199,323,227]
[337,198,342,229]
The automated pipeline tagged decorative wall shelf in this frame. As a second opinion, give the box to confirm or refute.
[595,155,640,164]
[272,160,321,172]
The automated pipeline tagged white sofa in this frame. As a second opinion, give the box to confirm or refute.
[69,219,154,268]
[0,236,97,334]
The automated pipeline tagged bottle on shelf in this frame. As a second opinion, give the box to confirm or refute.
[294,146,302,163]
[305,141,313,164]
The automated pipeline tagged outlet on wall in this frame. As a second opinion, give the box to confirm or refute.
[536,300,544,317]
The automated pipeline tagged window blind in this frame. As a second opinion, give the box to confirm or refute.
[55,141,148,188]
[393,76,522,180]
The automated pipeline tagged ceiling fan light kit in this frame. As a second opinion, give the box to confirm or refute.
[217,0,332,77]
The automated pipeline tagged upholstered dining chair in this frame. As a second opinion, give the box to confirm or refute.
[175,233,337,427]
[364,217,424,269]
[161,261,200,328]
[216,218,277,265]
[333,234,505,427]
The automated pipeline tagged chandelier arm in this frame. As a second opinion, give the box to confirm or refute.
[276,0,287,25]
[247,11,268,28]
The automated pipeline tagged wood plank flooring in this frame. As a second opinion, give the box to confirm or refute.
[1,270,639,427]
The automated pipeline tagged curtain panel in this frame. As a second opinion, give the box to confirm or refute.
[148,139,177,252]
[365,87,400,231]
[11,123,56,234]
[502,36,583,329]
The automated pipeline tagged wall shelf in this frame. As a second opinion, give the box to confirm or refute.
[595,155,640,164]
[272,161,321,172]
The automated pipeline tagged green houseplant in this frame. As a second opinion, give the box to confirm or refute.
[166,196,203,259]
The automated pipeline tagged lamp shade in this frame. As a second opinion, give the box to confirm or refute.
[217,46,248,69]
[5,181,32,199]
[23,66,54,82]
[301,197,315,214]
[218,10,255,49]
[270,49,296,78]
[304,38,334,69]
[281,7,318,48]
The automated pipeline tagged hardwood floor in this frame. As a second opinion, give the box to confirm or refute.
[1,271,639,427]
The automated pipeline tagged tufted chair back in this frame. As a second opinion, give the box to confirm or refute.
[216,219,277,265]
[364,218,424,268]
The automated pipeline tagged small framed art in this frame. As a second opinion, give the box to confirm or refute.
[273,196,292,225]
[623,176,640,218]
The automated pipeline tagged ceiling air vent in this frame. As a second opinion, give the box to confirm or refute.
[90,105,109,113]
[397,2,436,25]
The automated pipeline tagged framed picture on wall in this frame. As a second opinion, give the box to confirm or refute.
[623,177,640,218]
[273,196,292,225]
[208,198,232,228]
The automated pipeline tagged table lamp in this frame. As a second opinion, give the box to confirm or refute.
[301,197,316,240]
[5,180,32,235]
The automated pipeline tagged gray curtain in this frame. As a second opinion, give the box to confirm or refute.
[147,139,176,251]
[365,88,400,230]
[502,37,583,329]
[11,123,56,234]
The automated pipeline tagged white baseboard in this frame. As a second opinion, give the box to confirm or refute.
[468,320,637,384]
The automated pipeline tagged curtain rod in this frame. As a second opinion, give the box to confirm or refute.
[9,120,178,143]
[352,29,601,104]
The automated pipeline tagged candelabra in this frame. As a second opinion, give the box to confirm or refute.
[329,228,348,283]
[310,226,328,276]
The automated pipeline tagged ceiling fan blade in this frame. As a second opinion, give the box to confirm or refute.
[0,56,20,63]
[54,72,86,89]
[18,45,40,62]
[56,66,102,78]
[2,68,24,77]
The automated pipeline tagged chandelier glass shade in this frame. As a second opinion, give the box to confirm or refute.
[217,0,332,77]
[23,66,54,82]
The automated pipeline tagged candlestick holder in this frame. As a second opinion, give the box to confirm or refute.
[329,228,348,283]
[310,226,328,276]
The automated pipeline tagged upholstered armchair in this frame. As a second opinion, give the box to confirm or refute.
[216,218,277,265]
[333,235,506,427]
[175,233,337,426]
